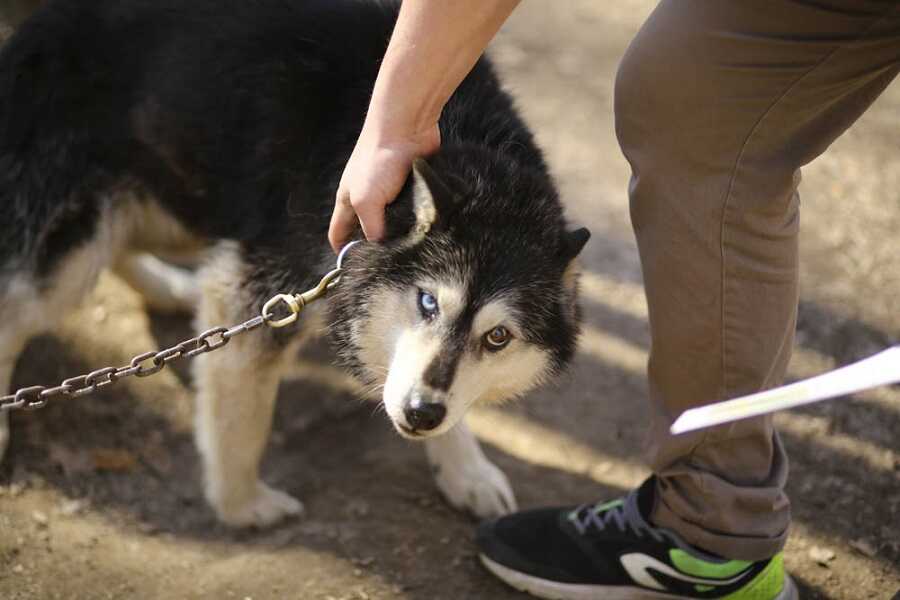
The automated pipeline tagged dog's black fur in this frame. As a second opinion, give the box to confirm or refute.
[0,0,587,371]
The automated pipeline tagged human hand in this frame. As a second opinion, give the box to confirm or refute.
[329,123,440,253]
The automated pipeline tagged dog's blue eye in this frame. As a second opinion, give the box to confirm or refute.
[418,290,439,317]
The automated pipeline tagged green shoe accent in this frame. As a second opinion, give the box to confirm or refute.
[721,553,786,600]
[669,549,751,579]
[695,584,715,593]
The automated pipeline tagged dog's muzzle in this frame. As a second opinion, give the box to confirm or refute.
[402,390,447,432]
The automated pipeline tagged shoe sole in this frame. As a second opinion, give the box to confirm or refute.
[479,553,799,600]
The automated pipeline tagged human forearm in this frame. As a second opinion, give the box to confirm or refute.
[329,0,520,251]
[364,0,521,140]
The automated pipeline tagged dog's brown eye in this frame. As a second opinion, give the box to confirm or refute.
[484,326,511,351]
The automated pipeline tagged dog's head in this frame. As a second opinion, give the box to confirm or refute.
[328,147,589,439]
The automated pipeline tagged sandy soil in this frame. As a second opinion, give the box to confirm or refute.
[1,2,899,599]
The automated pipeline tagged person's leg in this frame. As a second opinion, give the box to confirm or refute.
[615,0,900,560]
[478,2,899,598]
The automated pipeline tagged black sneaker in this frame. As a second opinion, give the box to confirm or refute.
[477,479,797,600]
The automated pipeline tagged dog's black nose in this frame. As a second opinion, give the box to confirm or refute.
[403,394,446,431]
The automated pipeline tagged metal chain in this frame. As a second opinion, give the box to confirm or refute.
[0,241,360,414]
[0,316,266,412]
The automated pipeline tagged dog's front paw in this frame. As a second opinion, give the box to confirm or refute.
[215,483,304,528]
[433,459,517,518]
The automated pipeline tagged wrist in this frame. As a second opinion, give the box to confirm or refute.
[362,98,441,146]
[358,108,441,157]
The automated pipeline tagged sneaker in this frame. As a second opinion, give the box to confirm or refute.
[476,478,797,600]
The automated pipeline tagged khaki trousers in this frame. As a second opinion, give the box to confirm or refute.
[615,0,900,560]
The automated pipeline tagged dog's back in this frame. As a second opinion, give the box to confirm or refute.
[0,1,404,273]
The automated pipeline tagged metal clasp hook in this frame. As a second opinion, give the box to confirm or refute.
[261,240,361,328]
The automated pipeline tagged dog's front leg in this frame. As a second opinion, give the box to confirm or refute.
[194,333,302,527]
[425,421,517,518]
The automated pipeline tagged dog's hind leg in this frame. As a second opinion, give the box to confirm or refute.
[192,244,303,527]
[113,252,199,314]
[424,421,517,518]
[0,214,122,462]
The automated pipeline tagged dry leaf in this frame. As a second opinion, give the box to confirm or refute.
[91,448,138,472]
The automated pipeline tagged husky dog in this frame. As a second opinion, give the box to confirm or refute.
[0,0,589,526]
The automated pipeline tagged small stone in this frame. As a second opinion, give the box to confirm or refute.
[809,546,835,566]
[93,306,108,322]
[31,510,49,527]
[849,539,877,558]
[353,568,362,577]
[58,499,86,517]
[12,564,24,574]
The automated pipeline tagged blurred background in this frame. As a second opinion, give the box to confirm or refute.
[0,1,898,599]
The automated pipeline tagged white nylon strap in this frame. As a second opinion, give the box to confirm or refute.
[670,346,900,434]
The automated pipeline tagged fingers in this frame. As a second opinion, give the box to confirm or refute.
[328,184,391,253]
[328,123,441,253]
[328,189,357,254]
[351,189,388,243]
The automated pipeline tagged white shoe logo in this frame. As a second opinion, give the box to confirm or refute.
[620,553,750,592]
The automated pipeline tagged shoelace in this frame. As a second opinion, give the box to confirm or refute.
[569,489,678,546]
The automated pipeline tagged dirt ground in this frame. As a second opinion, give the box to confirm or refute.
[1,2,899,599]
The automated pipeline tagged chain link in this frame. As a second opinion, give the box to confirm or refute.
[0,315,266,412]
[0,241,360,413]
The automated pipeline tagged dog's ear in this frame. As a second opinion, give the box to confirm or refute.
[411,158,465,232]
[382,158,466,244]
[559,227,591,315]
[559,227,591,262]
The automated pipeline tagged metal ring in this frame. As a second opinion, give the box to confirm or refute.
[329,239,361,289]
[336,239,361,270]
